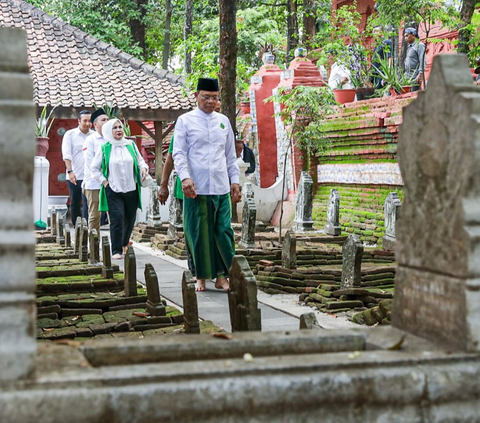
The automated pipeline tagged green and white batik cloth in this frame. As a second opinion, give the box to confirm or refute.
[183,193,235,280]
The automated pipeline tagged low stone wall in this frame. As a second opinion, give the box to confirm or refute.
[313,183,404,245]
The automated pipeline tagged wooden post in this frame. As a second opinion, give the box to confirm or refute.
[154,121,164,185]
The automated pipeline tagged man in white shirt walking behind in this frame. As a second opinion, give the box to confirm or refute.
[82,108,109,235]
[62,110,92,226]
[173,77,241,292]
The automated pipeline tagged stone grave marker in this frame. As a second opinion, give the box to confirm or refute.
[293,171,314,232]
[0,27,36,380]
[147,182,161,228]
[55,212,65,245]
[145,263,166,316]
[239,197,256,249]
[341,234,364,289]
[88,229,100,265]
[124,246,137,297]
[382,192,401,251]
[50,210,57,236]
[167,171,183,239]
[228,255,261,332]
[181,270,200,334]
[392,54,480,351]
[244,182,254,199]
[74,216,82,254]
[101,236,114,278]
[282,230,296,269]
[64,223,71,248]
[299,312,322,330]
[79,218,88,262]
[324,189,341,236]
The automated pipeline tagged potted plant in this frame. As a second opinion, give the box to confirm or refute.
[372,56,416,96]
[35,104,57,157]
[350,68,375,101]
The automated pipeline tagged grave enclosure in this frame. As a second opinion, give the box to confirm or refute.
[2,28,480,422]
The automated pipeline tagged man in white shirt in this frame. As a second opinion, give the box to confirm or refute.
[62,110,92,225]
[173,77,241,292]
[82,108,109,235]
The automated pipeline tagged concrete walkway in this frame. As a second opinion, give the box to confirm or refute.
[107,231,358,333]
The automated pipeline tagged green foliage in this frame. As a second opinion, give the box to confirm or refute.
[178,6,286,99]
[30,0,144,58]
[266,85,337,155]
[371,56,416,95]
[374,0,460,37]
[35,104,57,138]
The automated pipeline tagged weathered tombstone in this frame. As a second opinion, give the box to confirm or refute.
[181,270,200,334]
[382,192,402,251]
[101,236,114,278]
[392,54,480,351]
[324,189,341,236]
[167,171,183,239]
[88,229,100,265]
[64,223,71,248]
[341,234,364,289]
[0,27,37,380]
[124,246,138,297]
[299,312,322,330]
[73,216,82,254]
[228,255,262,332]
[146,182,162,228]
[282,230,296,269]
[56,212,65,245]
[50,210,57,236]
[293,171,314,232]
[145,263,166,316]
[238,197,256,249]
[244,182,254,199]
[78,218,88,262]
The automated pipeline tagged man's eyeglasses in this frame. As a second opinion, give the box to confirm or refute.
[198,93,220,102]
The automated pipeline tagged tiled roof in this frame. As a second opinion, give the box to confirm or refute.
[0,0,195,112]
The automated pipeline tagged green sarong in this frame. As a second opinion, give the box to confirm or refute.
[183,193,235,280]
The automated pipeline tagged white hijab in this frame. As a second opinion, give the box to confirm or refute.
[103,118,130,147]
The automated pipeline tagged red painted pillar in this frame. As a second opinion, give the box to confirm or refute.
[249,57,283,188]
[276,52,326,191]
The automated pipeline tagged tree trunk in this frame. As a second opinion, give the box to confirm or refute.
[302,0,316,49]
[184,0,194,74]
[219,0,237,131]
[129,0,148,59]
[458,0,477,55]
[287,0,299,60]
[162,0,173,69]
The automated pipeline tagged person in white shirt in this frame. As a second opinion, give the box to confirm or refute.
[82,108,109,235]
[91,119,148,260]
[173,77,241,292]
[61,110,92,225]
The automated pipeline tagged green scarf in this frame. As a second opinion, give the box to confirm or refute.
[98,142,143,212]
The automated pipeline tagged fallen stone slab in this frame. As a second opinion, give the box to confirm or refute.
[81,330,366,367]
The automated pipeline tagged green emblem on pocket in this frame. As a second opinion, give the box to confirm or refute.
[220,123,225,129]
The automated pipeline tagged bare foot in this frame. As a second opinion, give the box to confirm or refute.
[195,279,206,292]
[123,246,128,254]
[112,253,122,260]
[215,277,229,292]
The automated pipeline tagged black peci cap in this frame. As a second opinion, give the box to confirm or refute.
[196,77,219,92]
[90,108,106,124]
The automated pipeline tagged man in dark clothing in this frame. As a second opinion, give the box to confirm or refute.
[235,139,255,175]
[371,27,393,89]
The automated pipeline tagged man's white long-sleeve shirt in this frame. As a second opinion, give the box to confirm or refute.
[83,131,105,190]
[61,127,92,180]
[172,108,240,196]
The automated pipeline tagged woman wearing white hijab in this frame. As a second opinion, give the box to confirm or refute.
[91,118,148,259]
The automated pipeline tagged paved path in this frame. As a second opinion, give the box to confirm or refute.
[106,230,358,333]
[111,239,300,332]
